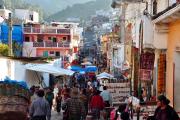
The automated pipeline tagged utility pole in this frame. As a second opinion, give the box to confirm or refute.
[8,13,13,56]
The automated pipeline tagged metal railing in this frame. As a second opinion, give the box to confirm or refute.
[24,27,71,34]
[32,42,70,48]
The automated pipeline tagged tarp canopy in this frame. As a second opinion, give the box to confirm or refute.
[68,65,97,72]
[68,65,82,72]
[25,64,74,76]
[84,66,97,72]
[97,72,114,78]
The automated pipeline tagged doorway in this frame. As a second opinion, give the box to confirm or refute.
[174,52,180,111]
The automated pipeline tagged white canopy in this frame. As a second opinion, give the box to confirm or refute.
[25,64,74,76]
[97,76,110,79]
[97,72,114,78]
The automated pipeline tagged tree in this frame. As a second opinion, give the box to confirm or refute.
[0,43,9,56]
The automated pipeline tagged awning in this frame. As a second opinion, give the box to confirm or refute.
[25,64,74,76]
[97,72,114,78]
[153,3,180,24]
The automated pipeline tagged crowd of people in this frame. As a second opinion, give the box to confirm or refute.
[27,74,180,120]
[28,74,113,120]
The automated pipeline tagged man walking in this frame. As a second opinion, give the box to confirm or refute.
[100,86,112,107]
[30,89,51,120]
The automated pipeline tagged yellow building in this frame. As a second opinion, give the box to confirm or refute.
[153,2,180,111]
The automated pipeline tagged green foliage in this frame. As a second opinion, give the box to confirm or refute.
[45,0,111,22]
[0,43,9,56]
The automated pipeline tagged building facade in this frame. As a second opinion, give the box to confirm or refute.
[23,22,81,67]
[152,0,180,111]
[14,9,39,23]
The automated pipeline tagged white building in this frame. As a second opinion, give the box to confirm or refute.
[0,58,47,87]
[14,9,39,23]
[0,7,11,19]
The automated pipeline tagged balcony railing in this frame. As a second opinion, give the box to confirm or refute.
[33,42,70,48]
[24,27,71,34]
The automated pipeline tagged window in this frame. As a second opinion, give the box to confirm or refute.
[29,14,33,21]
[49,51,54,54]
[48,37,52,40]
[153,0,157,15]
[53,37,57,42]
[63,37,67,40]
[55,52,60,56]
[25,37,30,42]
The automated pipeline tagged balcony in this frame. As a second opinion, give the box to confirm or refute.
[32,42,70,48]
[24,27,71,34]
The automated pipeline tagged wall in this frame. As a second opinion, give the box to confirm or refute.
[166,20,180,107]
[23,42,36,57]
[169,0,177,6]
[0,58,9,80]
[15,9,29,20]
[143,16,154,48]
[157,0,169,13]
[15,9,39,23]
[153,31,168,49]
[0,58,51,87]
[0,9,11,19]
[32,11,39,23]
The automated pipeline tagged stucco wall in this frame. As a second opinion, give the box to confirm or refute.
[166,20,180,107]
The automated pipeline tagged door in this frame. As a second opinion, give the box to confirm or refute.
[43,51,48,57]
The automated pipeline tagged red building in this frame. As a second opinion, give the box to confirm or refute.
[23,22,80,67]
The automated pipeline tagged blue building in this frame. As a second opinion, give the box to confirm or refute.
[0,23,23,57]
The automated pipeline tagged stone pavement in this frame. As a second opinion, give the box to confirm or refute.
[50,110,144,120]
[51,110,63,120]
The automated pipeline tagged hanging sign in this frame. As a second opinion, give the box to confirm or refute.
[140,69,152,81]
[140,52,155,70]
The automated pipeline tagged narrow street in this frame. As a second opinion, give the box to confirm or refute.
[0,0,180,120]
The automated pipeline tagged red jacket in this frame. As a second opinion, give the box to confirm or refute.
[90,95,104,110]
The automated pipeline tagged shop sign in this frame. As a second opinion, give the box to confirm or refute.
[105,82,130,104]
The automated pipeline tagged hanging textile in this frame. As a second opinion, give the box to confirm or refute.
[157,53,166,95]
